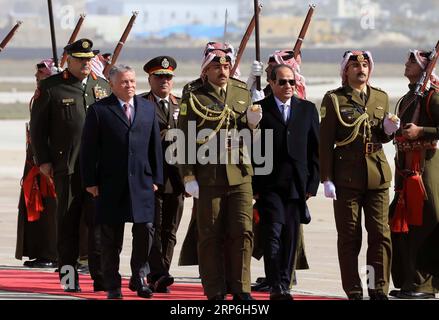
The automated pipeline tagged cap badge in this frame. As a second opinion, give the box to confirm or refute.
[357,54,365,62]
[161,58,170,69]
[219,56,226,64]
[82,41,90,49]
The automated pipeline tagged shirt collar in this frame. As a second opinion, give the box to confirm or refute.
[117,97,134,109]
[208,81,227,96]
[274,96,291,108]
[153,93,169,104]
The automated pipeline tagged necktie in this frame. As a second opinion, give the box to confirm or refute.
[123,103,132,123]
[281,104,288,122]
[360,91,367,105]
[219,88,226,100]
[159,100,169,118]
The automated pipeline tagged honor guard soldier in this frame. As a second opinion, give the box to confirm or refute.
[141,56,185,293]
[178,42,262,300]
[389,50,439,299]
[30,38,110,292]
[319,51,400,300]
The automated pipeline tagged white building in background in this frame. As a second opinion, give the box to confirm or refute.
[86,0,240,36]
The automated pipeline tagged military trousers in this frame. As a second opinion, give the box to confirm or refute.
[148,191,184,281]
[54,172,103,286]
[333,187,392,296]
[197,182,254,299]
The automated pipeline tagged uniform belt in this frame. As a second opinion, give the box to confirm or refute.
[365,142,382,154]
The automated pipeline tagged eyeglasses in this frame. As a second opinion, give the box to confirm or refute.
[277,79,295,86]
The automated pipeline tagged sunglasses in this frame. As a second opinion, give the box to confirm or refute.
[277,79,295,86]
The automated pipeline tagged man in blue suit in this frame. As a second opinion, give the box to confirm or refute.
[253,64,319,300]
[80,65,163,299]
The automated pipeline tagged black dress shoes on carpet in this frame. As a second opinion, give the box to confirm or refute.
[129,277,153,298]
[251,281,271,292]
[233,293,255,300]
[152,274,174,293]
[23,259,57,268]
[107,288,123,299]
[269,285,293,301]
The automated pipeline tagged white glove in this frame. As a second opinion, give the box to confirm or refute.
[323,180,337,200]
[246,60,264,90]
[246,105,263,129]
[184,180,199,199]
[384,113,400,135]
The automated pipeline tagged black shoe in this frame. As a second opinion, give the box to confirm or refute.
[347,293,363,300]
[107,288,122,299]
[270,292,293,300]
[137,285,153,298]
[77,263,89,274]
[153,275,174,293]
[396,291,435,299]
[251,281,271,292]
[93,282,106,292]
[270,285,293,301]
[209,294,226,300]
[24,259,57,268]
[389,290,400,297]
[369,291,388,300]
[233,293,255,300]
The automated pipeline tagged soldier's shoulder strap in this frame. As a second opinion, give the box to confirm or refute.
[325,86,343,96]
[182,78,203,96]
[170,93,181,104]
[229,77,248,90]
[369,85,388,95]
[39,72,64,90]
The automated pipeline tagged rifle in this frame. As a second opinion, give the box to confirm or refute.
[231,4,262,76]
[253,0,261,90]
[47,0,59,69]
[103,11,139,77]
[293,4,316,59]
[415,40,439,96]
[0,21,23,53]
[60,14,86,68]
[223,9,228,44]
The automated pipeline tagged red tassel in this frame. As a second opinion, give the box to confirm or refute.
[253,207,260,225]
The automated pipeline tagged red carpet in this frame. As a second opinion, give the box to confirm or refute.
[0,269,340,300]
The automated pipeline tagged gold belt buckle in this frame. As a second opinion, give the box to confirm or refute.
[365,142,373,154]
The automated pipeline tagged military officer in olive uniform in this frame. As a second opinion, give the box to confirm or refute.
[30,39,110,292]
[319,51,400,300]
[141,56,185,293]
[178,42,262,300]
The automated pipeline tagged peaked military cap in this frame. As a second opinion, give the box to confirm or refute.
[64,38,99,58]
[143,56,177,75]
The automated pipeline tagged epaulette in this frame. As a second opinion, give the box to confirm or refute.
[170,93,180,104]
[230,77,248,89]
[370,86,386,93]
[325,87,343,95]
[183,78,203,94]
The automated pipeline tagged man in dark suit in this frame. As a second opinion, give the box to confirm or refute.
[141,56,185,293]
[253,64,319,300]
[80,65,163,299]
